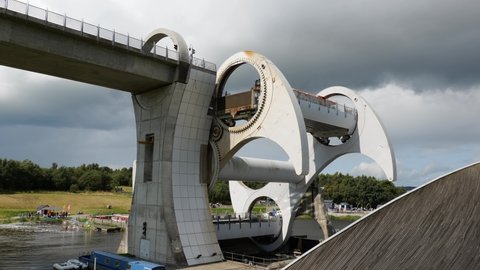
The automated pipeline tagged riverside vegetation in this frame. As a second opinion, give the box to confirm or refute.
[0,189,132,223]
[209,173,406,209]
[0,159,131,192]
[0,158,133,223]
[1,158,406,223]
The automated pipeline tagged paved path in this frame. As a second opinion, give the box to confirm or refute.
[176,261,250,270]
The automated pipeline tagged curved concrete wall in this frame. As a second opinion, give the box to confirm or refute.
[128,67,222,266]
[286,162,480,269]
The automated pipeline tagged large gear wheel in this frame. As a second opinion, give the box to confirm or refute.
[215,57,269,134]
[210,50,309,176]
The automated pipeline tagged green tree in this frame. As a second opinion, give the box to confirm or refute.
[111,167,132,187]
[78,170,112,191]
[209,181,231,204]
[0,158,131,192]
[50,166,76,191]
[319,173,406,208]
[0,159,17,190]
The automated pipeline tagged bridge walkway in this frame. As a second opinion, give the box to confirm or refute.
[0,0,215,93]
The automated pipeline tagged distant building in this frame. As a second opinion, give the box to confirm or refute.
[36,205,61,216]
[324,200,334,209]
[336,202,352,212]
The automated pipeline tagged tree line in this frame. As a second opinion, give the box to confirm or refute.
[1,158,405,208]
[319,173,406,208]
[209,173,406,208]
[0,159,132,192]
[209,181,266,205]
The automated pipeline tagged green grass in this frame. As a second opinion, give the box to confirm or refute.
[209,205,268,216]
[328,214,363,222]
[0,209,30,224]
[0,190,132,222]
[0,210,64,224]
[0,189,282,223]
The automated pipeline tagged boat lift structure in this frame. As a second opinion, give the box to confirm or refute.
[211,51,396,252]
[0,3,395,264]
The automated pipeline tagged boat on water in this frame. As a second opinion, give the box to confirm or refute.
[53,259,87,270]
[78,250,165,270]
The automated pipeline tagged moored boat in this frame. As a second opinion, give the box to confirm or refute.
[79,250,165,270]
[52,259,87,270]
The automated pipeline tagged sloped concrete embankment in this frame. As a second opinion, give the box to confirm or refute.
[287,163,480,270]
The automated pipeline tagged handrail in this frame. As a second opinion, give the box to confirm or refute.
[294,89,357,116]
[0,0,216,71]
[223,251,293,268]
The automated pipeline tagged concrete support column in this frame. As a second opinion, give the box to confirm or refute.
[313,187,336,240]
[128,67,223,266]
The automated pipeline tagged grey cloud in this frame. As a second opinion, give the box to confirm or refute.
[360,85,480,146]
[0,124,136,167]
[397,161,453,187]
[30,0,480,92]
[0,69,134,130]
[194,0,480,91]
[5,0,479,179]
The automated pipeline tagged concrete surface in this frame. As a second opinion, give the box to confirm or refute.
[177,260,252,270]
[286,162,480,269]
[0,10,179,93]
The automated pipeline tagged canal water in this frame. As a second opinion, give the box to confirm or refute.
[0,222,123,269]
[0,219,353,269]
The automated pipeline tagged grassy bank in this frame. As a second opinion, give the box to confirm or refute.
[0,190,132,222]
[210,205,268,216]
[328,214,363,222]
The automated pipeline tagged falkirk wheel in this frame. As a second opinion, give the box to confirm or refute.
[128,29,396,267]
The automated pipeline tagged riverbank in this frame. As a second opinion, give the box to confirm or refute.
[0,190,132,223]
[328,211,369,221]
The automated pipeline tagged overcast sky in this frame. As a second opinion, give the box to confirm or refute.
[1,0,479,186]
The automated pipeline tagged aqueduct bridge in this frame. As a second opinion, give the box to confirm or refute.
[0,1,396,267]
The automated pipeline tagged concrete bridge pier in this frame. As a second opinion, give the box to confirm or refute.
[127,32,222,266]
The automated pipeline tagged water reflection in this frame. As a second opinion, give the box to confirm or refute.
[0,223,123,270]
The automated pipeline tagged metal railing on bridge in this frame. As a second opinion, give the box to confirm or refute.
[0,0,216,71]
[213,214,282,231]
[294,89,357,118]
[213,214,282,241]
[223,251,294,269]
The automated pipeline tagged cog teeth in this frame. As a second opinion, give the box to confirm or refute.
[217,59,268,135]
[212,141,221,161]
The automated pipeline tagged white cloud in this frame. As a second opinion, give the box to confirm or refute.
[396,162,452,187]
[360,84,480,146]
[354,84,480,186]
[351,162,386,180]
